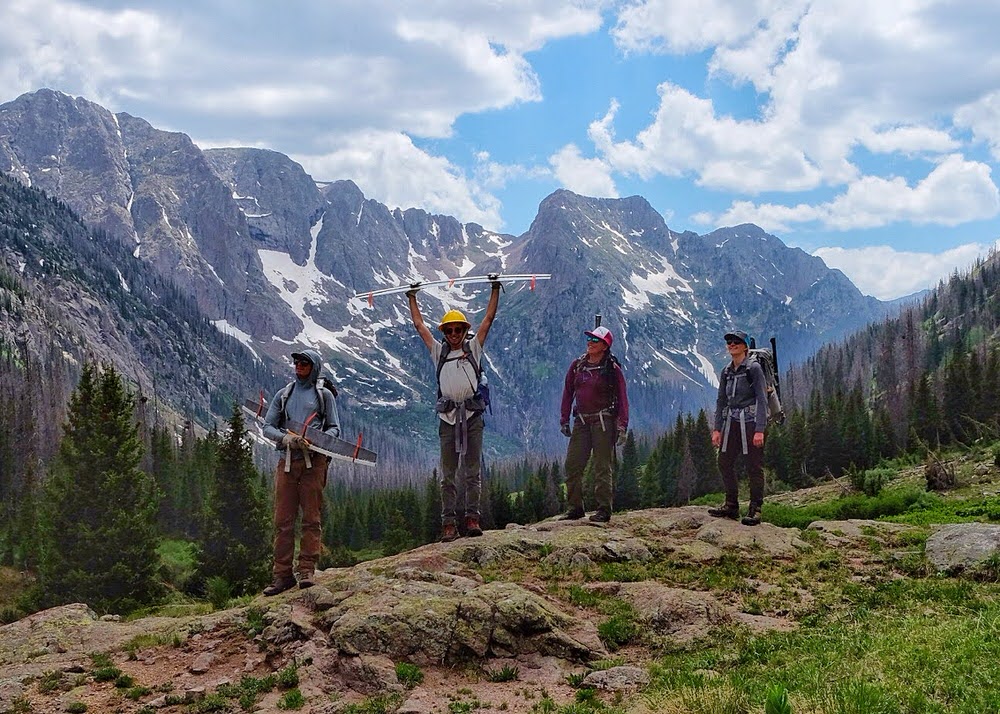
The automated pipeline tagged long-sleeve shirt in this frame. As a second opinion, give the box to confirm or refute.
[560,356,629,433]
[713,358,768,434]
[263,377,341,443]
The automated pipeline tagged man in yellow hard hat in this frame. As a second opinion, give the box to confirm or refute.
[408,282,501,542]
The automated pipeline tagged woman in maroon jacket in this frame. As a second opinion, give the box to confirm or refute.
[559,326,629,523]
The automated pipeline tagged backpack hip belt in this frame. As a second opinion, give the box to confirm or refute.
[574,408,615,431]
[728,406,755,421]
[721,407,753,455]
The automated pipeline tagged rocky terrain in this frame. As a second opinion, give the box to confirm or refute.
[7,497,995,714]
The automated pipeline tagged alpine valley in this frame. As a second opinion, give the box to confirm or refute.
[0,89,901,469]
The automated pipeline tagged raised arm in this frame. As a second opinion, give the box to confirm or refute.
[407,291,436,350]
[475,282,502,347]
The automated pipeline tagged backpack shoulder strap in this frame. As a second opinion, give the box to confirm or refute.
[279,381,295,422]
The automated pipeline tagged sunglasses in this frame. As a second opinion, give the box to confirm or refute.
[443,326,467,336]
[586,336,603,343]
[293,358,311,366]
[725,340,743,346]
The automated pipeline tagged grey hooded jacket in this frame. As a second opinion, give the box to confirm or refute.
[263,348,341,444]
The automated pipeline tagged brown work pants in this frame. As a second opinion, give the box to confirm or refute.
[272,453,328,579]
[439,414,484,525]
[718,419,765,508]
[564,417,615,513]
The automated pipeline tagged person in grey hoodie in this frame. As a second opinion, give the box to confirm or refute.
[261,349,340,595]
[708,331,768,526]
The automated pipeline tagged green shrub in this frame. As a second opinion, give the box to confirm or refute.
[114,673,135,689]
[765,684,793,714]
[126,685,152,700]
[241,605,267,637]
[598,613,638,650]
[395,662,424,689]
[277,688,305,710]
[66,703,87,714]
[276,662,299,689]
[205,576,233,610]
[91,666,122,682]
[484,665,519,682]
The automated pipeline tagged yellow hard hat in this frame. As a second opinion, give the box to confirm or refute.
[438,309,471,331]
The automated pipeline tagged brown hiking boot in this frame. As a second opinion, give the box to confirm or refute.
[589,508,611,523]
[440,523,459,542]
[262,576,297,597]
[559,507,585,520]
[708,504,739,520]
[465,516,483,537]
[298,572,315,589]
[741,503,762,527]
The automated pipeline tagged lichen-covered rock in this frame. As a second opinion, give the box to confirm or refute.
[582,665,650,691]
[606,582,731,643]
[925,523,1000,573]
[325,578,604,664]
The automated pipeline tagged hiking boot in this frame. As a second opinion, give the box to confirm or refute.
[741,503,762,527]
[298,572,315,589]
[708,504,739,520]
[262,576,297,597]
[589,508,611,523]
[465,516,483,537]
[559,507,585,520]
[440,523,459,542]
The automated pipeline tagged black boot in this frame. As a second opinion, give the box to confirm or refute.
[559,507,585,520]
[708,503,739,520]
[741,503,762,526]
[263,575,297,596]
[589,508,611,523]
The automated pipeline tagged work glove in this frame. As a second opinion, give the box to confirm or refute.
[281,432,306,449]
[616,430,627,447]
[560,423,572,438]
[405,288,419,298]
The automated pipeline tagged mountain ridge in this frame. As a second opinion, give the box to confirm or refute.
[0,88,892,458]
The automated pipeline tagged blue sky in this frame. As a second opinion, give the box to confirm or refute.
[2,1,1000,299]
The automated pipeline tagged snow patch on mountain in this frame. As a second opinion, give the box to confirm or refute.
[621,255,693,311]
[213,319,260,360]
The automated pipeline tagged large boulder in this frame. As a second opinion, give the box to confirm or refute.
[925,523,1000,573]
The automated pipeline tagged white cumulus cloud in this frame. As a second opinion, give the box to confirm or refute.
[550,144,619,198]
[706,155,1000,232]
[815,242,1000,300]
[292,131,502,229]
[598,0,1000,232]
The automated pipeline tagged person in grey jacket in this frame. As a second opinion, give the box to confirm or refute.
[708,331,768,526]
[261,348,340,595]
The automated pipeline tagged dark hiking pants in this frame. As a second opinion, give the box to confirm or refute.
[273,453,328,578]
[718,419,764,508]
[564,416,615,513]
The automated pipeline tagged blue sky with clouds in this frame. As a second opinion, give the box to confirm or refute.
[2,0,1000,299]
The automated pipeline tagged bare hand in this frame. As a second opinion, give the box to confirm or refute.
[711,430,722,448]
[753,432,765,448]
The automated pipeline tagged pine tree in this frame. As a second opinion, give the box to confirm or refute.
[37,363,162,614]
[195,404,271,596]
[543,460,562,518]
[382,509,413,556]
[423,471,442,542]
[615,431,641,511]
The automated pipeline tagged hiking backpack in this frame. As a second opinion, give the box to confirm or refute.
[278,377,338,429]
[573,351,623,409]
[743,337,785,426]
[436,336,492,413]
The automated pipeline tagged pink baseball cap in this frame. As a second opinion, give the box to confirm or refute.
[584,326,613,348]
